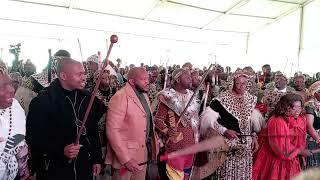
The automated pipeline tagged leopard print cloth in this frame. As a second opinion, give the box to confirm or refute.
[216,90,256,138]
[31,71,57,88]
[213,90,257,180]
[262,86,295,118]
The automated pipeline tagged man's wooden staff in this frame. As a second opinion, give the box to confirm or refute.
[74,34,118,145]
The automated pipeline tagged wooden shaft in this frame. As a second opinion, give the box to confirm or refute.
[176,64,213,127]
[74,35,118,144]
[166,135,225,160]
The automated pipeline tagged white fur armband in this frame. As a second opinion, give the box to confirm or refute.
[251,109,265,133]
[200,107,225,135]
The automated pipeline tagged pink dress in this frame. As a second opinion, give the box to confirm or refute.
[253,116,304,180]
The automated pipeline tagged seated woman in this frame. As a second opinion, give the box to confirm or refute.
[253,93,312,180]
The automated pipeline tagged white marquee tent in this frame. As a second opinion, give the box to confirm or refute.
[0,0,320,75]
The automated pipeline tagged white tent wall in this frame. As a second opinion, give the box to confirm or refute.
[0,0,248,72]
[0,26,247,72]
[2,0,319,73]
[247,9,301,76]
[247,0,320,76]
[298,0,320,75]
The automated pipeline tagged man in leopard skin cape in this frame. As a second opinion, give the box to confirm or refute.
[200,68,264,180]
[154,68,200,180]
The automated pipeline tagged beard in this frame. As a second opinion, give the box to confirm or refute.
[135,84,148,93]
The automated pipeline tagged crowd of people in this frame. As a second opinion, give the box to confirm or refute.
[1,49,320,180]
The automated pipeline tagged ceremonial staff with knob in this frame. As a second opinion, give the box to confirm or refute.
[73,34,118,146]
[26,35,118,180]
[67,35,118,165]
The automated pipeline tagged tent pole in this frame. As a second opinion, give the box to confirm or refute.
[297,6,305,72]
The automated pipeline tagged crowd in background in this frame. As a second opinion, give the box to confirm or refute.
[1,48,320,180]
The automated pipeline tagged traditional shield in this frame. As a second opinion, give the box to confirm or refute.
[191,129,230,179]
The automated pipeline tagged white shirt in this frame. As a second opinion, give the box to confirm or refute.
[0,99,26,180]
[275,87,287,93]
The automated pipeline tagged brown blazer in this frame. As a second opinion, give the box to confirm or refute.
[105,83,159,168]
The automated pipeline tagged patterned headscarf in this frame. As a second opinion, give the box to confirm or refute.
[182,62,192,70]
[9,72,23,86]
[274,71,287,82]
[230,68,250,80]
[172,68,189,82]
[31,56,62,88]
[229,68,250,90]
[220,68,251,92]
[87,54,99,64]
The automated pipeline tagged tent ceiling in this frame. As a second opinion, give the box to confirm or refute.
[0,0,315,44]
[2,0,312,32]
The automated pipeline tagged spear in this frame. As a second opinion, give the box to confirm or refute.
[77,38,84,62]
[163,60,169,90]
[202,83,210,110]
[213,61,217,85]
[47,49,52,83]
[97,51,101,69]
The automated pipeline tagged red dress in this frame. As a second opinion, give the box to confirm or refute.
[288,116,307,149]
[253,116,304,180]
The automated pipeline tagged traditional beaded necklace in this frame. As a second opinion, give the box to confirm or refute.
[0,107,13,137]
[0,109,6,116]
